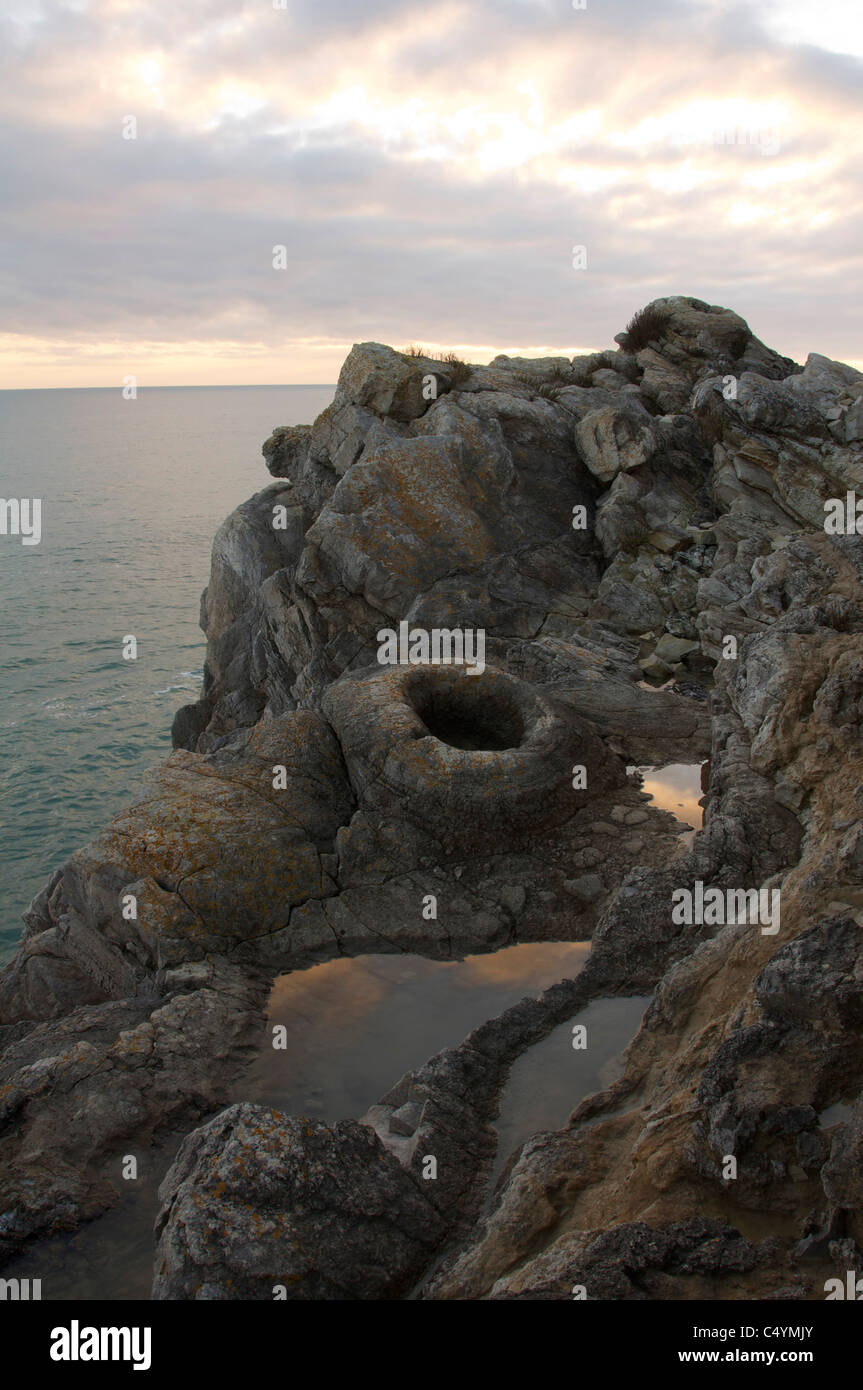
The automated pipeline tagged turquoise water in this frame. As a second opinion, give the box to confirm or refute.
[0,385,334,962]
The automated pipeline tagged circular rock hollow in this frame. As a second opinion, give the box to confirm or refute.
[410,672,525,751]
[324,662,617,845]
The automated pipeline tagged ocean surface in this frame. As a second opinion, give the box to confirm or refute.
[0,385,334,962]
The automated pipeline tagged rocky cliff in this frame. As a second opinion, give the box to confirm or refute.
[2,295,862,1300]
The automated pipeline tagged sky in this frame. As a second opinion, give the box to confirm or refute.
[1,0,862,387]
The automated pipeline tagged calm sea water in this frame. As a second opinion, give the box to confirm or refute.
[0,385,334,962]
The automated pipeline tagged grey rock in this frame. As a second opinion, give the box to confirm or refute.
[575,401,657,484]
[333,342,432,422]
[563,874,605,903]
[655,633,700,663]
[152,1105,446,1300]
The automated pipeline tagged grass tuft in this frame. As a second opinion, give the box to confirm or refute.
[620,304,671,352]
[441,351,471,384]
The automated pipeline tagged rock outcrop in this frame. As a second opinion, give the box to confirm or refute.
[2,296,862,1301]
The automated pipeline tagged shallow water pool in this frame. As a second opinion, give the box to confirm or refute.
[238,942,592,1121]
[630,761,706,849]
[4,940,590,1300]
[492,993,653,1181]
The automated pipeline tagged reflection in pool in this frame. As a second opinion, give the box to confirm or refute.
[236,942,591,1121]
[629,761,706,849]
[4,941,590,1300]
[491,993,653,1181]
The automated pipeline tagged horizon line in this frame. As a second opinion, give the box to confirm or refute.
[0,382,340,393]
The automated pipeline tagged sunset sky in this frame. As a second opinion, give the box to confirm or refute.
[2,0,862,387]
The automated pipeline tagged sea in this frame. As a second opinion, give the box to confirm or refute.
[0,385,334,963]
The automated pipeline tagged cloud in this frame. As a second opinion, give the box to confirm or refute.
[0,0,861,385]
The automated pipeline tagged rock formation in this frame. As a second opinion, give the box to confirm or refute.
[2,295,862,1301]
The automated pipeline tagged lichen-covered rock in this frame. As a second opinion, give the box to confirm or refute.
[333,342,430,422]
[152,1105,446,1300]
[262,424,311,479]
[575,401,657,483]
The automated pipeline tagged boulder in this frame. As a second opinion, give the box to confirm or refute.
[575,401,657,483]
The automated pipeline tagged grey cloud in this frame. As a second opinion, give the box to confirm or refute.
[0,0,861,370]
[2,105,861,367]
